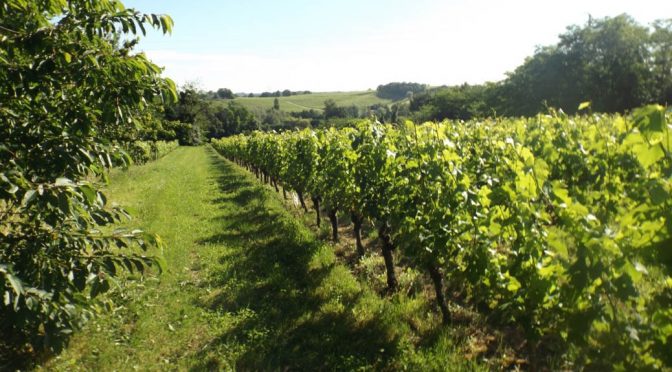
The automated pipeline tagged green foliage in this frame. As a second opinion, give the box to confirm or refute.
[323,99,348,119]
[411,15,672,119]
[206,102,258,139]
[164,88,208,145]
[651,19,672,103]
[212,106,672,369]
[410,84,490,121]
[126,140,179,165]
[281,129,320,197]
[316,128,358,213]
[258,89,311,97]
[496,14,656,115]
[215,87,234,99]
[0,0,175,357]
[376,82,427,100]
[350,121,398,223]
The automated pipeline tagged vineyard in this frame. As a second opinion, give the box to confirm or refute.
[3,0,672,369]
[212,106,672,369]
[125,140,179,165]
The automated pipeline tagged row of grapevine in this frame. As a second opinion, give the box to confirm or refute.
[211,105,672,369]
[125,140,180,164]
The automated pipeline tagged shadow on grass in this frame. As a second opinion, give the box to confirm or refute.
[190,151,402,370]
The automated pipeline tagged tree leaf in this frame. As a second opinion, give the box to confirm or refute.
[633,104,666,134]
[55,177,74,187]
[21,189,36,207]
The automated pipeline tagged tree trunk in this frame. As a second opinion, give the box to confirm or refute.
[298,191,308,212]
[273,179,279,192]
[312,196,321,227]
[282,186,287,200]
[329,208,338,242]
[428,261,451,325]
[378,224,398,292]
[352,212,365,257]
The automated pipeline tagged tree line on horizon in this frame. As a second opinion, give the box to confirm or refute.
[202,88,313,99]
[411,14,672,121]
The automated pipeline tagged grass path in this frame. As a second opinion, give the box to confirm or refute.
[43,146,476,371]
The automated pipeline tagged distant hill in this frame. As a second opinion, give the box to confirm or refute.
[212,91,398,113]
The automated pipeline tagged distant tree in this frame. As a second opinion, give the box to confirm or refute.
[262,108,285,127]
[367,103,408,123]
[576,15,652,111]
[207,102,258,138]
[376,82,427,100]
[324,99,347,119]
[345,105,360,118]
[248,92,255,97]
[294,109,323,119]
[367,103,390,120]
[292,109,323,126]
[411,84,487,121]
[406,14,672,117]
[274,90,281,97]
[651,19,672,104]
[164,88,208,145]
[260,92,273,97]
[282,89,292,96]
[498,14,655,115]
[273,97,280,110]
[216,88,234,99]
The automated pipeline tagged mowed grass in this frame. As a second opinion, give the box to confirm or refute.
[213,91,397,113]
[41,146,480,371]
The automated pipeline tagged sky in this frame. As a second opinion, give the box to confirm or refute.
[124,0,672,93]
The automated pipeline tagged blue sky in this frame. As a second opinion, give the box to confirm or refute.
[125,0,671,92]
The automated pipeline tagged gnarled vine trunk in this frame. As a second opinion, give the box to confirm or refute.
[329,208,338,242]
[312,196,321,227]
[298,190,308,212]
[427,261,450,325]
[352,212,364,257]
[378,224,398,292]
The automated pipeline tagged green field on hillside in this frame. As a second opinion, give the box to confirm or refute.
[213,91,397,113]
